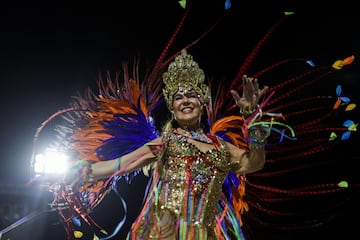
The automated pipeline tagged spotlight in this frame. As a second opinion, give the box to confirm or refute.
[30,149,70,185]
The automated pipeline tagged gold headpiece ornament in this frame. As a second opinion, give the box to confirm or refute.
[162,49,210,110]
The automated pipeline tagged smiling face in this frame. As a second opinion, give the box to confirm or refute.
[172,89,202,129]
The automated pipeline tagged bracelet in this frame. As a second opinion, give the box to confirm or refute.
[114,157,122,173]
[248,142,265,150]
[248,126,269,143]
[247,125,269,150]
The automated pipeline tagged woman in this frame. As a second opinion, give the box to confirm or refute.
[82,50,269,239]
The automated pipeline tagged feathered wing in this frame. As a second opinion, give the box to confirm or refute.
[40,66,162,239]
[208,12,358,237]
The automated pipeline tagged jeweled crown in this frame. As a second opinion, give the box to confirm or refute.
[162,49,210,110]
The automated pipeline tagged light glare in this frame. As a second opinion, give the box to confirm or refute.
[33,149,69,175]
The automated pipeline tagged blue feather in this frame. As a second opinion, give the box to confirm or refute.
[95,97,159,182]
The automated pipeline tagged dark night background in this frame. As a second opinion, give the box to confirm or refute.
[0,0,359,239]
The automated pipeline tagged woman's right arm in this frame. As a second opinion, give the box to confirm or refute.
[91,136,163,179]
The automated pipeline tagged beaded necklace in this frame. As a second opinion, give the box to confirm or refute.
[173,127,213,144]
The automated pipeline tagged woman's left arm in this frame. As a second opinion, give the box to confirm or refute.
[225,141,265,174]
[227,75,267,174]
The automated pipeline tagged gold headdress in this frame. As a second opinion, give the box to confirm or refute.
[162,49,210,110]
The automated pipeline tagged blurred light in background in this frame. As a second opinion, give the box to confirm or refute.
[33,149,69,176]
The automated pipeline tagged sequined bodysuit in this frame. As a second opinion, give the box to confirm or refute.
[128,129,242,240]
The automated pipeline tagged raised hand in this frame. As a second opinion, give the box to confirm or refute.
[231,75,268,115]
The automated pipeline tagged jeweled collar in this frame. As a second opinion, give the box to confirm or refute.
[173,127,213,144]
